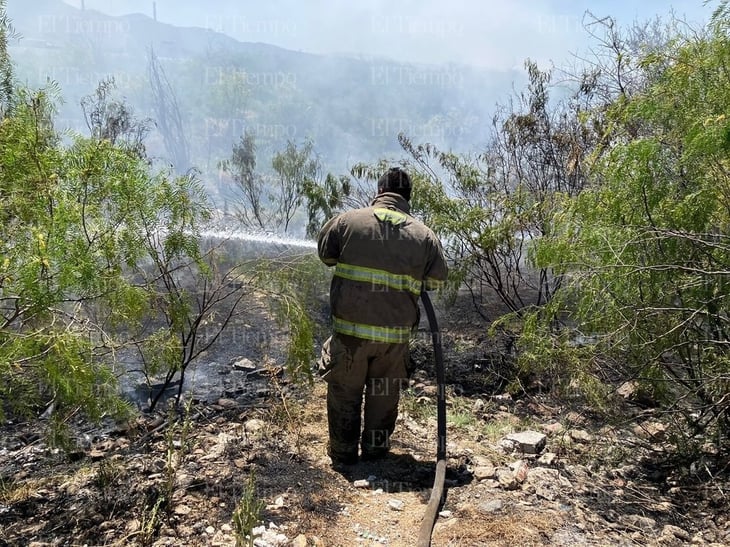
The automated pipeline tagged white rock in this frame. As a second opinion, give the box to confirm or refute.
[527,467,563,501]
[478,499,503,513]
[617,380,639,399]
[266,495,287,510]
[505,431,547,454]
[388,499,405,511]
[232,357,257,371]
[473,465,496,480]
[253,528,289,547]
[245,419,266,433]
[497,469,519,490]
[471,455,493,467]
[569,429,593,443]
[498,439,517,453]
[538,452,557,465]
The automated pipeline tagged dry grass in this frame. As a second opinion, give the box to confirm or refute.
[0,477,47,504]
[0,465,90,504]
[434,509,565,546]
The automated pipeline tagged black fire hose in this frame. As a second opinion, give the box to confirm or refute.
[416,289,447,547]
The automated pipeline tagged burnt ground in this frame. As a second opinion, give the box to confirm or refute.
[1,290,729,546]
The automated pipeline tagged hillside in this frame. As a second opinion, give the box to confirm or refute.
[7,0,518,179]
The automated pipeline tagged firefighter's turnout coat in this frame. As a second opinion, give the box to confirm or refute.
[317,192,448,343]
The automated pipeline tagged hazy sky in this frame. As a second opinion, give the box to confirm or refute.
[60,0,712,69]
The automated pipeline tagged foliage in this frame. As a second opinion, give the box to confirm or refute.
[134,235,264,410]
[531,11,730,448]
[232,471,265,547]
[364,11,730,454]
[0,33,221,427]
[220,131,266,229]
[395,15,686,322]
[0,0,329,424]
[301,171,354,238]
[0,82,144,426]
[397,57,596,318]
[0,50,327,428]
[499,303,614,410]
[222,133,356,237]
[80,77,152,158]
[271,139,319,233]
[255,254,330,384]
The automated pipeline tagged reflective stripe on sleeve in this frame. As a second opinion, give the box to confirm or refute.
[333,316,413,343]
[334,262,422,295]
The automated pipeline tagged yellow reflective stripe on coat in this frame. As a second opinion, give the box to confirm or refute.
[333,317,412,343]
[373,207,407,226]
[334,262,422,295]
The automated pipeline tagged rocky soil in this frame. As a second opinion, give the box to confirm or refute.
[1,294,729,547]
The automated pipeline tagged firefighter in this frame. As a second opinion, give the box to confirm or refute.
[317,166,448,465]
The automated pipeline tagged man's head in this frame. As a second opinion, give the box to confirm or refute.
[377,167,412,201]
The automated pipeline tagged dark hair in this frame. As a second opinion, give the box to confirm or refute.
[377,167,412,201]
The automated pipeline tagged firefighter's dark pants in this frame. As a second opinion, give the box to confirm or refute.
[318,333,409,461]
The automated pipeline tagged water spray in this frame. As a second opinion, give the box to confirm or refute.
[199,229,317,250]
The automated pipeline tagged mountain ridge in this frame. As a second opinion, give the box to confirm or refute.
[7,0,520,178]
